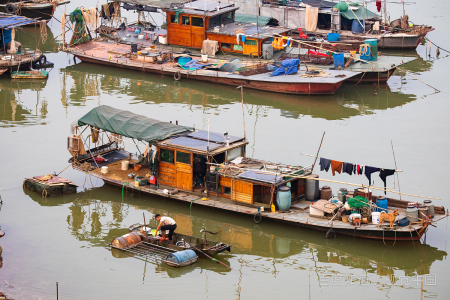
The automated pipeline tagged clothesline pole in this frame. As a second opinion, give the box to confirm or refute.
[391,140,401,201]
[206,162,441,200]
[311,132,325,172]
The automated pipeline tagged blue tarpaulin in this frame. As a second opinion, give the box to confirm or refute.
[182,59,211,70]
[270,59,300,77]
[0,14,36,29]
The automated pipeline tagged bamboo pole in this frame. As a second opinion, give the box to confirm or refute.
[206,162,441,200]
[309,274,311,300]
[299,152,403,172]
[311,132,325,172]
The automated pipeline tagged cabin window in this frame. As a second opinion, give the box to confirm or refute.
[221,12,234,24]
[221,43,231,50]
[227,146,243,161]
[213,152,226,164]
[176,151,191,165]
[244,40,257,46]
[191,17,203,27]
[223,186,231,195]
[233,45,243,51]
[182,16,190,25]
[209,15,220,28]
[160,148,174,163]
[170,14,179,24]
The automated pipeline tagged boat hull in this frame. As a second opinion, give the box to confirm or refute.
[23,178,77,197]
[346,67,396,83]
[0,5,54,22]
[74,54,344,95]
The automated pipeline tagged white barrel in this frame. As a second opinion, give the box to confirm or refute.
[201,54,208,62]
[262,41,273,60]
[121,161,130,170]
[159,35,168,44]
[372,212,381,224]
[101,166,109,174]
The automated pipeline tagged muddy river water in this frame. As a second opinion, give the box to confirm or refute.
[0,1,449,299]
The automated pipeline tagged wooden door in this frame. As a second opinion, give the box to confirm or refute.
[175,151,193,191]
[191,16,205,48]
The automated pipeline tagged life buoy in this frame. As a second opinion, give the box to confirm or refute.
[253,212,262,224]
[174,70,181,81]
[5,3,17,14]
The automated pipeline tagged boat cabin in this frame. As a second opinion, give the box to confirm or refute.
[68,106,309,209]
[163,0,291,55]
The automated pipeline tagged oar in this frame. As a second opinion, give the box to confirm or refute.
[191,246,232,270]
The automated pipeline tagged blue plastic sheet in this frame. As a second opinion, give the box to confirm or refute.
[270,59,300,77]
[182,59,211,70]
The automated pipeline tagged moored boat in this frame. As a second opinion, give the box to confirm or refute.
[23,175,77,197]
[0,0,70,22]
[67,106,448,241]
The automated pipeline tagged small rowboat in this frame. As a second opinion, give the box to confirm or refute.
[129,223,232,257]
[11,70,49,79]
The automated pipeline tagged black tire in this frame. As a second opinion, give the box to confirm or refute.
[39,55,47,66]
[174,70,181,81]
[5,3,16,14]
[253,213,262,224]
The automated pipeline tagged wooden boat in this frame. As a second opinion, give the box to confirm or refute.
[0,0,70,22]
[67,106,448,241]
[11,70,48,79]
[128,223,232,257]
[23,175,77,197]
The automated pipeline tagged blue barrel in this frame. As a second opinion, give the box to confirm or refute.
[376,196,388,213]
[1,29,12,48]
[277,186,291,211]
[365,39,378,60]
[166,250,198,267]
[351,19,364,34]
[328,33,340,42]
[333,53,345,68]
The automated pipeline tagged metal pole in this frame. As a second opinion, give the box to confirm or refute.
[56,282,59,300]
[240,86,246,139]
[391,140,401,200]
[362,0,366,32]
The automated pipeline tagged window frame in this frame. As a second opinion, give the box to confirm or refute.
[160,148,175,164]
[170,14,179,24]
[181,16,190,26]
[176,150,191,165]
[191,16,204,27]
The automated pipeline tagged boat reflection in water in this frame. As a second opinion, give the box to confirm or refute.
[59,59,428,121]
[0,80,48,127]
[25,186,447,282]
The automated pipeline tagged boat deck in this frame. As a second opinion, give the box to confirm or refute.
[66,40,361,94]
[75,154,447,241]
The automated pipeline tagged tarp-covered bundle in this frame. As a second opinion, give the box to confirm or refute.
[234,14,277,26]
[78,105,193,143]
[270,59,300,77]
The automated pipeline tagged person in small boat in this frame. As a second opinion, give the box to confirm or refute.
[154,214,177,241]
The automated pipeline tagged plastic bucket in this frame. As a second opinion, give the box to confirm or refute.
[277,186,291,211]
[121,160,129,170]
[101,166,108,174]
[333,53,345,68]
[328,33,340,42]
[364,39,378,60]
[372,212,381,224]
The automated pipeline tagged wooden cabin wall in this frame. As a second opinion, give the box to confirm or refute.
[158,147,194,191]
[166,12,205,48]
[175,150,193,191]
[253,184,272,205]
[159,161,176,187]
[232,179,253,204]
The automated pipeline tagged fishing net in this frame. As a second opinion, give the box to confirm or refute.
[69,8,91,45]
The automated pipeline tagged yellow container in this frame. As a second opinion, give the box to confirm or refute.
[271,204,276,212]
[350,51,357,58]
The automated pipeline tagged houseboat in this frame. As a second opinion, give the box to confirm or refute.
[67,106,448,241]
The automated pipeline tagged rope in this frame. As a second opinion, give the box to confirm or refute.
[424,37,450,54]
[382,226,396,247]
[40,20,47,44]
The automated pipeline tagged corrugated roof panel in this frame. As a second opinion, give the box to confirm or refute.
[0,13,36,29]
[187,130,243,144]
[238,170,283,184]
[165,137,222,151]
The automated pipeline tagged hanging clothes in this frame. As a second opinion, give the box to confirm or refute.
[376,0,382,12]
[379,169,396,194]
[357,165,364,175]
[353,164,356,174]
[342,162,353,175]
[330,160,343,176]
[364,166,380,184]
[319,157,331,172]
[305,6,319,32]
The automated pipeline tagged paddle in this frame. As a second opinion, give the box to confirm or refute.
[190,246,232,270]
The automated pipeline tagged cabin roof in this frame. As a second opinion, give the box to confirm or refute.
[163,0,238,17]
[118,0,188,8]
[77,105,194,143]
[0,13,36,29]
[207,23,291,39]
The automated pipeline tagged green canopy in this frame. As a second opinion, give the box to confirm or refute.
[340,7,379,20]
[78,105,193,143]
[235,14,276,26]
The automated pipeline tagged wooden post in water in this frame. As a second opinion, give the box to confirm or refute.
[56,282,59,300]
[421,277,423,300]
[309,274,311,300]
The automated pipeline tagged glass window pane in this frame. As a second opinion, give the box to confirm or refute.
[182,16,190,25]
[191,17,203,27]
[160,148,174,163]
[223,187,231,195]
[176,151,191,164]
[233,44,243,51]
[227,146,242,161]
[170,14,179,24]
